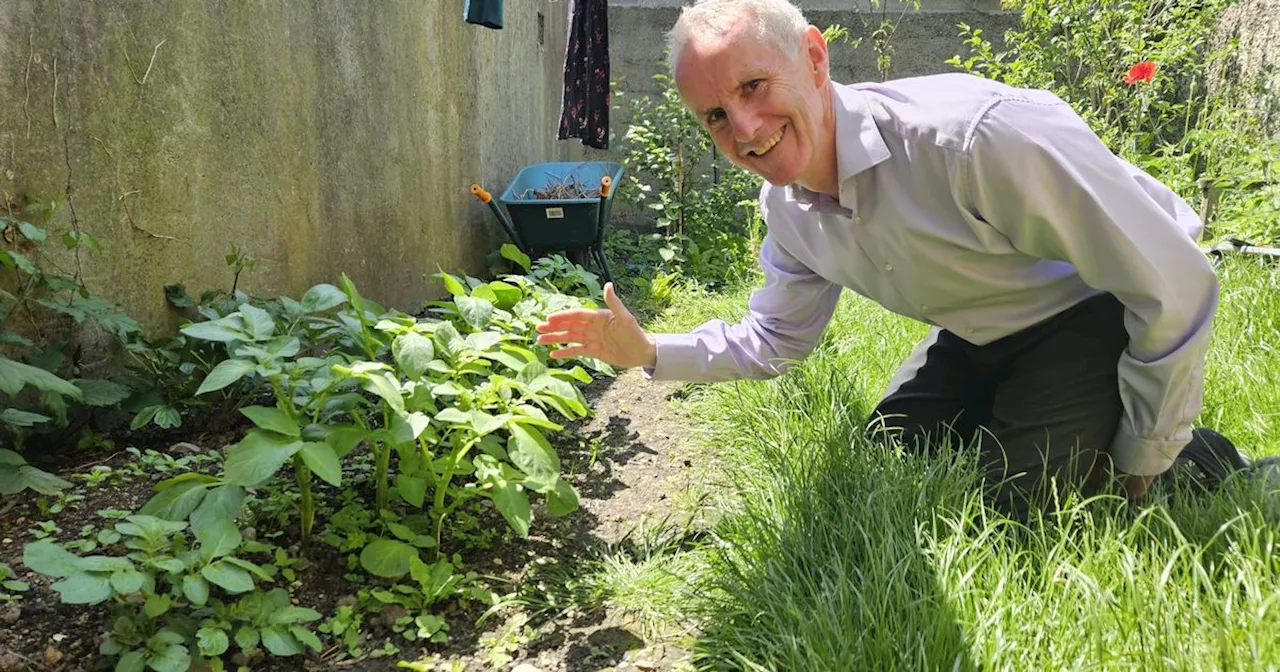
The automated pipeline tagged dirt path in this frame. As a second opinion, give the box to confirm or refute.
[0,369,715,672]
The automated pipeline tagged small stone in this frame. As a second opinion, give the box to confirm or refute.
[513,664,544,672]
[0,605,19,625]
[169,442,202,455]
[51,634,65,643]
[242,527,257,542]
[369,648,385,659]
[230,652,250,666]
[0,651,23,672]
[44,645,64,666]
[336,594,358,608]
[632,645,665,670]
[379,604,407,625]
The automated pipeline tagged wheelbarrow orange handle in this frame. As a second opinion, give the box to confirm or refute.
[470,184,492,203]
[600,176,612,198]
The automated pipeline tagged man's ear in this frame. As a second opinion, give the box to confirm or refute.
[802,25,830,85]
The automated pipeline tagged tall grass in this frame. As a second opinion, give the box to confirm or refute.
[638,256,1280,671]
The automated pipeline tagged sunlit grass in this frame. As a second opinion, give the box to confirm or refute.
[613,254,1280,670]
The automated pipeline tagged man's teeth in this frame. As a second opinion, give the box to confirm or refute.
[749,127,784,156]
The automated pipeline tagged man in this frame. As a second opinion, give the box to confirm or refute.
[535,0,1247,515]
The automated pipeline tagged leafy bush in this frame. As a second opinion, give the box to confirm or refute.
[947,0,1280,242]
[17,244,613,669]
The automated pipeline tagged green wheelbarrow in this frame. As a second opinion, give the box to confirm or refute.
[470,161,624,284]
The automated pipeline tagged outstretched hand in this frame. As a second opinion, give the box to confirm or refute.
[535,282,657,369]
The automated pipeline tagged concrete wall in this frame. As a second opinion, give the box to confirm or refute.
[0,0,581,336]
[608,0,1016,100]
[1214,0,1280,135]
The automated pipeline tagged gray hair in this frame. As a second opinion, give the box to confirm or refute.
[666,0,811,79]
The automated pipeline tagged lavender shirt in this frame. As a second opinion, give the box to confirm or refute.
[647,73,1217,477]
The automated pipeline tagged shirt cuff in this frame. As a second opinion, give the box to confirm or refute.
[640,333,705,381]
[1108,425,1189,476]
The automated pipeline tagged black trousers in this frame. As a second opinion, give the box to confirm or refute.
[868,293,1167,515]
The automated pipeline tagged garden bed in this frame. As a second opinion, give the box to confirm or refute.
[0,370,705,672]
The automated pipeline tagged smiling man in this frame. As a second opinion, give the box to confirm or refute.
[535,0,1249,516]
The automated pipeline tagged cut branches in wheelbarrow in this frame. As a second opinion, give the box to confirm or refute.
[470,161,624,284]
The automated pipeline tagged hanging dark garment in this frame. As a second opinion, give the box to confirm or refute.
[558,0,610,149]
[464,0,503,29]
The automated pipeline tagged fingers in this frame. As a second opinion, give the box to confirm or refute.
[548,345,592,359]
[603,282,633,321]
[536,330,589,346]
[536,309,605,332]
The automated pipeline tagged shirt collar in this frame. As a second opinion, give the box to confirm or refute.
[785,84,892,214]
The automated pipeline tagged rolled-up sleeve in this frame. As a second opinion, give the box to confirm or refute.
[647,230,844,382]
[965,93,1218,476]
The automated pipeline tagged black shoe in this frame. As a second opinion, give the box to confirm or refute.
[1159,428,1250,493]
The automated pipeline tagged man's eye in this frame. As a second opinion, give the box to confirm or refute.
[747,79,763,91]
[707,110,726,124]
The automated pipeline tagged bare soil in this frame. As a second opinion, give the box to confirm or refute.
[0,370,711,672]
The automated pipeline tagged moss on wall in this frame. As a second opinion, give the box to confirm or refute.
[0,0,580,338]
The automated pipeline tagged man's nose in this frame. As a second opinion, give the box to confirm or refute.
[729,105,763,144]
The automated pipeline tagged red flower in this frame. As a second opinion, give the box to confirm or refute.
[1124,61,1157,85]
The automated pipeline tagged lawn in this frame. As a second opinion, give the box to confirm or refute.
[616,253,1280,670]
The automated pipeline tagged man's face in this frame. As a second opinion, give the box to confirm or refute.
[674,20,830,189]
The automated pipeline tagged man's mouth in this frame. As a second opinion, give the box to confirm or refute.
[746,125,786,157]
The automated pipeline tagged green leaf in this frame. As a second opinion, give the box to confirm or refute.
[183,574,210,606]
[0,449,24,466]
[238,304,276,340]
[234,626,260,653]
[487,281,522,310]
[139,480,208,521]
[359,539,418,578]
[466,330,502,352]
[154,406,182,429]
[116,650,146,672]
[148,642,190,672]
[180,316,248,343]
[396,475,426,507]
[438,272,467,297]
[240,405,300,437]
[501,243,532,272]
[23,540,82,578]
[129,405,161,430]
[0,356,83,398]
[201,560,255,593]
[196,518,242,561]
[269,606,323,625]
[298,442,341,487]
[0,408,50,427]
[190,485,246,535]
[492,482,531,538]
[469,410,506,437]
[323,424,367,459]
[51,572,113,604]
[72,378,132,406]
[79,556,134,573]
[3,580,29,592]
[455,295,494,330]
[224,429,304,487]
[300,283,348,312]
[197,627,230,657]
[7,250,36,274]
[291,625,322,652]
[196,358,256,395]
[545,479,580,516]
[221,556,273,581]
[261,626,303,656]
[17,221,47,242]
[435,408,469,425]
[507,424,561,486]
[361,372,406,415]
[110,569,146,595]
[392,332,435,379]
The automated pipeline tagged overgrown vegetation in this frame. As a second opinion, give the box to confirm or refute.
[1,222,617,668]
[948,0,1280,243]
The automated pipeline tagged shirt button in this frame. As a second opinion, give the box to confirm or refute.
[884,263,893,272]
[920,305,928,311]
[966,328,976,335]
[854,216,863,225]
